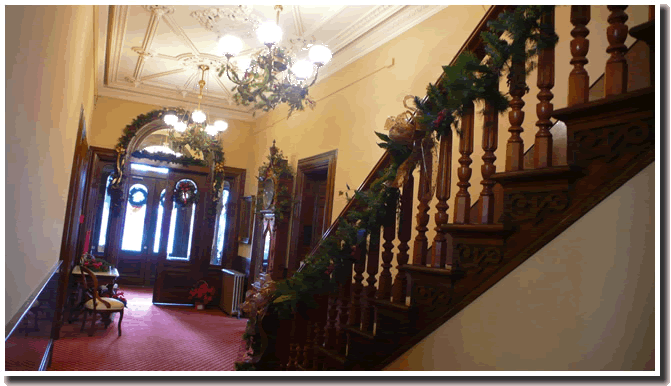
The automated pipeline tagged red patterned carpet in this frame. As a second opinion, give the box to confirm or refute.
[49,286,248,371]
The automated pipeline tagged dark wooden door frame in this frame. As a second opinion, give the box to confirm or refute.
[287,149,337,274]
[53,105,90,339]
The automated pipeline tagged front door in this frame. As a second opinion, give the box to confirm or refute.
[152,168,210,304]
[116,164,168,286]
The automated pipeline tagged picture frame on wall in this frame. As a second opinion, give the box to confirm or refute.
[238,195,254,244]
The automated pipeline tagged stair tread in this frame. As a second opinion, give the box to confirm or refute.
[440,223,508,234]
[314,346,346,364]
[401,265,455,277]
[490,165,583,184]
[553,86,654,120]
[345,326,375,340]
[629,20,654,43]
[369,298,411,312]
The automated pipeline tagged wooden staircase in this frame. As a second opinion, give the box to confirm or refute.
[252,5,656,371]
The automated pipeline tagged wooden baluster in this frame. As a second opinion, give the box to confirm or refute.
[431,131,452,268]
[454,101,474,223]
[361,228,380,332]
[478,97,499,224]
[377,192,398,300]
[302,321,314,370]
[605,6,628,97]
[505,60,526,172]
[287,342,298,371]
[392,174,414,304]
[349,243,366,328]
[413,137,433,265]
[311,323,324,370]
[534,7,555,169]
[323,294,338,350]
[335,261,352,355]
[568,5,591,106]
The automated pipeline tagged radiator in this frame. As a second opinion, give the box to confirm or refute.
[220,269,245,316]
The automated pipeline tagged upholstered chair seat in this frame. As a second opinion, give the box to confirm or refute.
[84,298,124,310]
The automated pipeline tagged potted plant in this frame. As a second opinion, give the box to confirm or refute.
[189,280,215,310]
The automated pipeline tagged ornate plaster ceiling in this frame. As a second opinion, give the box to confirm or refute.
[97,5,446,122]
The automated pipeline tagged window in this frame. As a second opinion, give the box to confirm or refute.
[96,174,113,252]
[166,179,197,260]
[210,186,230,266]
[153,189,166,253]
[120,184,148,252]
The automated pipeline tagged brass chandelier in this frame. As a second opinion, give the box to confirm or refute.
[163,64,228,137]
[216,5,332,116]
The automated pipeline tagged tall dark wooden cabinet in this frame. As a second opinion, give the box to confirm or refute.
[250,141,294,285]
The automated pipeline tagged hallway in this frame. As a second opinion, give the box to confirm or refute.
[49,287,248,371]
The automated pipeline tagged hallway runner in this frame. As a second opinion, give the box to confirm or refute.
[49,286,248,371]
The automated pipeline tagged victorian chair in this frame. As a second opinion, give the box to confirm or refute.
[79,266,125,336]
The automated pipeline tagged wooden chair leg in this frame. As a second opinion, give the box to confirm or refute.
[80,310,87,332]
[118,310,124,336]
[89,310,97,336]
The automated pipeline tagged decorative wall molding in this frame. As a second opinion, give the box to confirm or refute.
[504,190,571,225]
[454,244,503,274]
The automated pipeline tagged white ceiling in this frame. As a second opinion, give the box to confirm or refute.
[97,5,447,122]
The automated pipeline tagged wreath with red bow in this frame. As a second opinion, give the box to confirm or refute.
[173,179,198,208]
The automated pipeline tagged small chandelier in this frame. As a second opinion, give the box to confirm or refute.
[163,64,229,136]
[216,5,332,116]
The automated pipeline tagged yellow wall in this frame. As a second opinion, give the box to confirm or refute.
[6,5,97,318]
[386,163,655,371]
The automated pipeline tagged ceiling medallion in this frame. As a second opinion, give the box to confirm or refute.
[177,54,225,69]
[216,5,332,117]
[191,5,261,36]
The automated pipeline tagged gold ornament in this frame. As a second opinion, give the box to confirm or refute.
[384,95,417,146]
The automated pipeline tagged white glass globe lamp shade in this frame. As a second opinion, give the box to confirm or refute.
[163,113,178,126]
[173,121,187,133]
[256,21,282,46]
[191,109,206,124]
[214,120,229,132]
[205,125,218,136]
[292,60,314,80]
[308,45,332,66]
[218,35,243,57]
[235,57,252,73]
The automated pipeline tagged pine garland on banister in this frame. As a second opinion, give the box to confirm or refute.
[236,5,557,370]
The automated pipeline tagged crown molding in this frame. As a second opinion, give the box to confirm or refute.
[98,85,255,122]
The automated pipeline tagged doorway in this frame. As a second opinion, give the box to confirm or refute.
[116,163,169,286]
[287,150,337,274]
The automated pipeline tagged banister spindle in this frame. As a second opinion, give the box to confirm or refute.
[454,101,474,223]
[349,244,366,328]
[431,131,452,268]
[413,137,433,265]
[534,7,555,169]
[478,97,499,224]
[377,192,398,300]
[393,174,414,304]
[505,60,526,171]
[335,261,352,355]
[605,5,629,97]
[568,5,591,106]
[361,228,380,332]
[302,321,314,370]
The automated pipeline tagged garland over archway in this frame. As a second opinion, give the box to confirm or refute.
[108,108,226,216]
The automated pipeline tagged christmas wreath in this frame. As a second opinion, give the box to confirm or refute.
[173,179,198,208]
[128,185,148,208]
